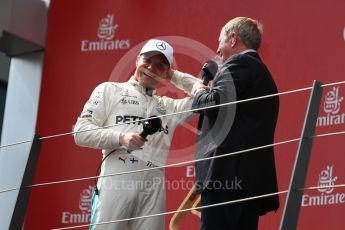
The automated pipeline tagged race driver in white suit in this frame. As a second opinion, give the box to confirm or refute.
[74,39,201,230]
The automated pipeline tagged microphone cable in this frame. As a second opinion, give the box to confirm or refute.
[93,149,117,196]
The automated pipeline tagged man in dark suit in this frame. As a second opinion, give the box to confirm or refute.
[191,17,280,229]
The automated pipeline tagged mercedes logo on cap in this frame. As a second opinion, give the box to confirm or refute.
[156,42,166,51]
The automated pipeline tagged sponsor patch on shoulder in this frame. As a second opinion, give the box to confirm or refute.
[155,102,167,115]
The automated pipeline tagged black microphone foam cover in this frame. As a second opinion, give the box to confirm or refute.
[140,116,162,138]
[202,60,218,85]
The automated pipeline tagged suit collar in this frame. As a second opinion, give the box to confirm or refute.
[240,49,261,60]
[239,49,257,55]
[242,50,262,62]
[223,50,261,66]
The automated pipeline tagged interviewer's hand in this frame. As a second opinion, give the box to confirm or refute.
[191,82,209,96]
[119,133,147,149]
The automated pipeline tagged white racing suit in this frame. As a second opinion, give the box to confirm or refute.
[74,71,198,230]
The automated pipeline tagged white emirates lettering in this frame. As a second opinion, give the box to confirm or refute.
[61,211,91,224]
[81,39,131,52]
[302,193,345,207]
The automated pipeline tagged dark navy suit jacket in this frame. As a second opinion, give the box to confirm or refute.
[192,51,279,215]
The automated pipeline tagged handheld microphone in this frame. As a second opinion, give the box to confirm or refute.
[126,116,161,154]
[95,116,162,195]
[140,115,162,139]
[201,60,218,85]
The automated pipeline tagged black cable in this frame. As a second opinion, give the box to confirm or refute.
[94,149,117,195]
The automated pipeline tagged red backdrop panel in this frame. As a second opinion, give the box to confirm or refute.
[25,0,345,229]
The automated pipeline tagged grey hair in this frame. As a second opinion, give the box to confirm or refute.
[222,17,263,50]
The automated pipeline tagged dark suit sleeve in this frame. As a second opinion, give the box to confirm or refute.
[192,61,239,117]
[192,86,219,116]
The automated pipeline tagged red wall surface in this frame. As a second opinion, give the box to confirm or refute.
[25,0,345,229]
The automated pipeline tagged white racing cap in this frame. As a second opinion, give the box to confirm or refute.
[139,39,174,66]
